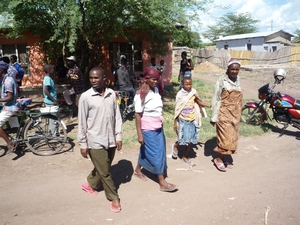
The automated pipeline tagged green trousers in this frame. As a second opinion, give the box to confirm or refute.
[87,148,119,201]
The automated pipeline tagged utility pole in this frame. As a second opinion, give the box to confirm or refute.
[271,20,273,31]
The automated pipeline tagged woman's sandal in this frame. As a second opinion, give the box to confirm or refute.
[133,172,148,181]
[213,158,226,172]
[160,183,178,192]
[224,162,233,169]
[171,143,178,159]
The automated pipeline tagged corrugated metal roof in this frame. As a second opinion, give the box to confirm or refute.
[216,30,294,41]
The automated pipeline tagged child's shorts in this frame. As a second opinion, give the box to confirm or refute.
[177,117,200,145]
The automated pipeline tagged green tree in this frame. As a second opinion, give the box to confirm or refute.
[292,29,300,43]
[173,28,202,48]
[203,12,259,43]
[0,0,212,69]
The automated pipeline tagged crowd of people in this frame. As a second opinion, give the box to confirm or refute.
[0,53,243,213]
[76,54,243,213]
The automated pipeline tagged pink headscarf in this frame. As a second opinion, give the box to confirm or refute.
[144,67,160,79]
[136,67,160,104]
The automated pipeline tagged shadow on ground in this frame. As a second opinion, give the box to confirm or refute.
[94,159,134,192]
[270,124,300,139]
[0,138,75,161]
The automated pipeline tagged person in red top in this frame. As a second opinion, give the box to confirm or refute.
[133,67,177,192]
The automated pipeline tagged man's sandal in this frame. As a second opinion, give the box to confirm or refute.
[6,142,15,155]
[81,183,98,196]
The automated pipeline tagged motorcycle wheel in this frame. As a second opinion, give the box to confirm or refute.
[241,106,264,125]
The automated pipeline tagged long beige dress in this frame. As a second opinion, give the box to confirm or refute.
[211,75,243,154]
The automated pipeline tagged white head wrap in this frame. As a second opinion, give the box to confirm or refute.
[227,58,241,67]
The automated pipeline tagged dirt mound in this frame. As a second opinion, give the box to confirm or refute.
[194,61,225,74]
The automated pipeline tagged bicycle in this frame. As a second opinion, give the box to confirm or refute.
[5,99,68,156]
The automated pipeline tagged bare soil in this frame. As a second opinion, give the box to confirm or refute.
[193,62,300,99]
[1,63,300,225]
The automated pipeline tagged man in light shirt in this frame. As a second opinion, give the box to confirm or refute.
[77,67,122,213]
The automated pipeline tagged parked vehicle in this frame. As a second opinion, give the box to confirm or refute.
[115,90,135,122]
[241,69,300,137]
[5,98,68,155]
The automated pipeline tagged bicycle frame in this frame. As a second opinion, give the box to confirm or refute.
[7,110,28,144]
[8,110,67,155]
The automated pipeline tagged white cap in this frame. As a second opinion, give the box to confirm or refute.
[66,56,76,62]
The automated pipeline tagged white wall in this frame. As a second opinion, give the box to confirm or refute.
[216,37,280,52]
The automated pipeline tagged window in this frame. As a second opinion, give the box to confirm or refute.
[272,46,277,52]
[247,43,252,51]
[0,44,29,74]
[224,45,228,50]
[109,42,143,73]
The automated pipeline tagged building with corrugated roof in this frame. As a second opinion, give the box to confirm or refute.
[216,30,294,52]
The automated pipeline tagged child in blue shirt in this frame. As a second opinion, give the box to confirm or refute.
[43,64,58,135]
[43,64,58,106]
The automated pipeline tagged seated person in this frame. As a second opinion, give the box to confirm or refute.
[115,57,136,99]
[0,61,20,154]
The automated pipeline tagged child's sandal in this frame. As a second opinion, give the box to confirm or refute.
[171,143,178,159]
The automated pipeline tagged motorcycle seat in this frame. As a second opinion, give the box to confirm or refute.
[295,99,300,110]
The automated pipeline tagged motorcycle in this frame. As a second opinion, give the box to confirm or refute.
[113,70,140,123]
[241,68,300,137]
[113,60,140,122]
[115,90,135,122]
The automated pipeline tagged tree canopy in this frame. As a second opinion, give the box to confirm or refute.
[0,0,212,68]
[203,12,259,43]
[292,29,300,43]
[173,28,203,48]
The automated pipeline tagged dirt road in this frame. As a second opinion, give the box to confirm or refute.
[1,63,300,225]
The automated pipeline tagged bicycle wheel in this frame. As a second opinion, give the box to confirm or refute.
[23,115,67,156]
[241,106,264,125]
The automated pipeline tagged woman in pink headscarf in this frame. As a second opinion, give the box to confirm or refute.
[133,67,177,192]
[210,58,243,172]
